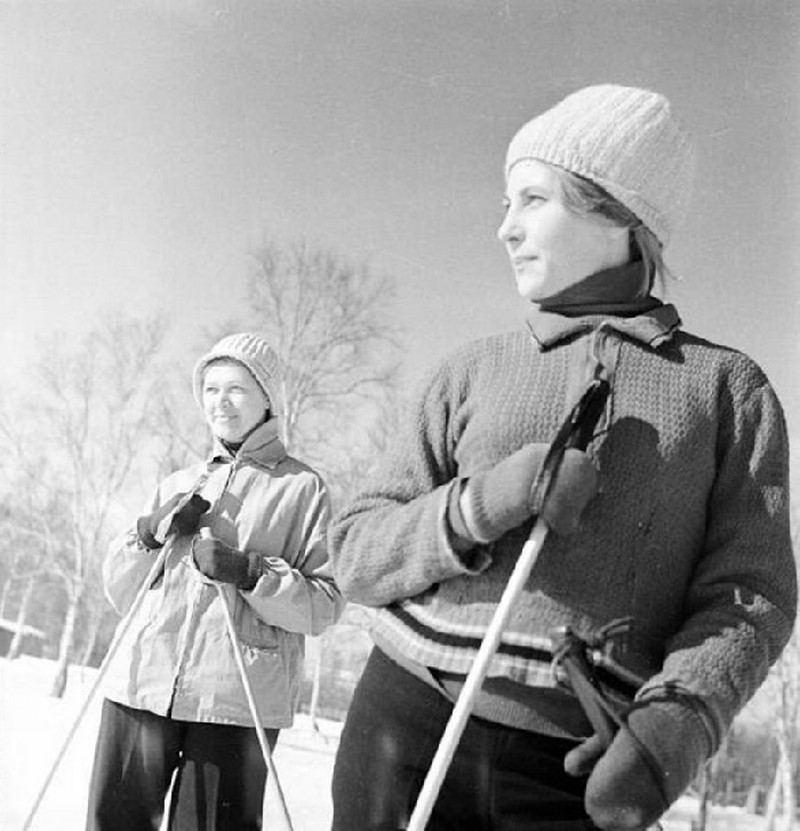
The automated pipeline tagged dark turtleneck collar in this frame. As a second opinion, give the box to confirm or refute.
[538,261,655,316]
[527,261,682,350]
[220,438,243,456]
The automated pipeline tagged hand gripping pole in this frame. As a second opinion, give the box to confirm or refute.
[407,378,610,831]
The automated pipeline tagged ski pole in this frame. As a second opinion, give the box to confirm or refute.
[214,579,294,831]
[407,378,610,831]
[21,484,209,831]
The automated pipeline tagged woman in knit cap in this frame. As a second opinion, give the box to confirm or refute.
[329,85,796,829]
[86,333,344,831]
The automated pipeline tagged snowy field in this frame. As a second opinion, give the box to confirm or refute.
[0,657,340,831]
[1,657,767,830]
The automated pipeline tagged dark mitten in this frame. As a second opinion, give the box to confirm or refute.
[137,493,211,550]
[456,444,598,543]
[192,537,263,590]
[583,700,712,830]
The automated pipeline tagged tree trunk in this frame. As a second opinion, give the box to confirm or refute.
[6,575,35,660]
[78,602,104,667]
[777,735,795,831]
[308,633,323,733]
[764,751,785,831]
[50,585,81,697]
[0,574,14,618]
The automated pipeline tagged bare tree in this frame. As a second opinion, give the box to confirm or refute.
[762,496,800,829]
[238,237,402,728]
[243,237,401,465]
[763,627,800,829]
[0,316,168,695]
[0,428,67,655]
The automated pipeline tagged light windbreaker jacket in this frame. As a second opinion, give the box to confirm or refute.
[103,419,344,728]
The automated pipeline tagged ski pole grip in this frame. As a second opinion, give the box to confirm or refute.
[529,378,610,516]
[564,377,610,452]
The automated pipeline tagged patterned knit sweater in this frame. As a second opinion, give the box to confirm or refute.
[330,301,796,762]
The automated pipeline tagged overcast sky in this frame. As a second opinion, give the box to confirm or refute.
[1,0,798,439]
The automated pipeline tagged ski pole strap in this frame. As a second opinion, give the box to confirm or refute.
[552,627,619,747]
[529,377,610,516]
[551,622,671,812]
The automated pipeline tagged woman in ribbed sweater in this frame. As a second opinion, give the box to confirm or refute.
[329,85,796,830]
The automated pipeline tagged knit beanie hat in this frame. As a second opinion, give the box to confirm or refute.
[193,332,281,410]
[505,84,695,247]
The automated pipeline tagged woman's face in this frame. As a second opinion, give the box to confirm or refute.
[497,160,630,304]
[202,361,269,444]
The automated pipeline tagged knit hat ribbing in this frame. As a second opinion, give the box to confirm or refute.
[505,85,695,247]
[192,333,280,410]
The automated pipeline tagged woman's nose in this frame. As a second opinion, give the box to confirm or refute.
[497,211,521,245]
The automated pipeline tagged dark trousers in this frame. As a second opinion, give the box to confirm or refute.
[86,699,279,831]
[332,648,597,831]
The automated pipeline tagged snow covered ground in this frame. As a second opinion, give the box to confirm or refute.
[1,657,767,830]
[0,657,340,831]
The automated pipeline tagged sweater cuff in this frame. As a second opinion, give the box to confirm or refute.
[443,480,491,573]
[446,479,477,548]
[458,477,498,545]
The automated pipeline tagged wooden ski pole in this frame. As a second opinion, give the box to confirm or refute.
[407,520,550,831]
[407,378,610,831]
[214,581,294,831]
[203,525,295,831]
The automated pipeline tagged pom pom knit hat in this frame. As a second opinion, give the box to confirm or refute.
[193,333,281,411]
[505,84,695,247]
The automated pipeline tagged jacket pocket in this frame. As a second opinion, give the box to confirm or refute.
[233,594,280,650]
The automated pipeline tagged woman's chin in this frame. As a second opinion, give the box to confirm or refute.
[514,274,546,304]
[213,427,244,444]
[516,285,547,305]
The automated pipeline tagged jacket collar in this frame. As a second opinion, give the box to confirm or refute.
[209,418,287,469]
[525,260,682,351]
[527,300,682,351]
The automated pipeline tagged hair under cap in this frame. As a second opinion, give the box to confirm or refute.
[192,332,281,411]
[505,84,695,247]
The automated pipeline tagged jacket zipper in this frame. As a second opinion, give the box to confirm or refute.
[167,459,240,716]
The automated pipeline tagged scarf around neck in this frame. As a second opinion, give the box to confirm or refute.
[527,261,682,350]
